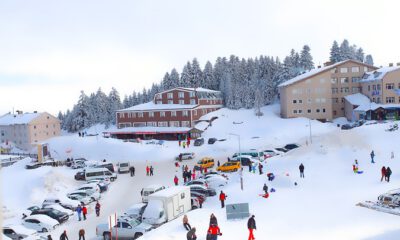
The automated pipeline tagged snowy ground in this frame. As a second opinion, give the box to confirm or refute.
[1,104,400,240]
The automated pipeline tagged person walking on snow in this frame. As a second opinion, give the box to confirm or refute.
[209,213,218,226]
[146,166,150,176]
[391,151,394,159]
[247,215,256,240]
[263,183,268,194]
[82,205,87,220]
[78,229,85,240]
[248,163,252,172]
[76,205,82,221]
[381,166,387,182]
[258,163,263,175]
[207,223,221,240]
[219,191,227,208]
[129,165,135,177]
[183,214,191,231]
[299,163,305,178]
[95,201,101,217]
[174,175,179,186]
[386,167,392,182]
[150,166,154,176]
[59,230,69,240]
[187,227,197,240]
[371,150,375,163]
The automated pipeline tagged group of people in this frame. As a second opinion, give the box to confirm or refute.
[76,204,88,221]
[77,131,87,137]
[179,136,191,148]
[146,165,154,176]
[381,166,392,182]
[51,229,85,240]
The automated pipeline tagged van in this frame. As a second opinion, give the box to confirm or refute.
[95,163,115,172]
[194,157,214,170]
[232,155,255,166]
[232,151,264,159]
[118,162,130,173]
[141,184,166,203]
[85,168,117,182]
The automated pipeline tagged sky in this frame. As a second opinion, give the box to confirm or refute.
[1,0,400,115]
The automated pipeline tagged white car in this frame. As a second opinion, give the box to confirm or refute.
[22,214,59,233]
[263,149,280,158]
[67,190,100,204]
[175,153,195,161]
[3,225,38,240]
[42,204,74,216]
[203,175,228,188]
[123,203,147,220]
[75,183,100,193]
[42,197,80,210]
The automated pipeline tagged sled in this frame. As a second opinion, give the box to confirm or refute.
[357,171,363,174]
[356,201,400,216]
[259,193,269,198]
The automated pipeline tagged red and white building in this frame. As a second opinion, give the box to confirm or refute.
[109,87,223,140]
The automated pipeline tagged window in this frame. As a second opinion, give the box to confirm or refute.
[331,68,337,73]
[293,110,298,114]
[299,100,303,104]
[193,110,197,116]
[293,100,297,104]
[351,66,360,72]
[364,67,368,72]
[340,67,348,73]
[321,98,326,103]
[156,94,162,99]
[179,100,184,104]
[372,97,376,102]
[307,109,311,113]
[331,78,337,84]
[352,77,360,83]
[341,98,345,103]
[386,97,395,103]
[167,93,173,99]
[315,98,321,103]
[368,85,370,91]
[373,85,376,90]
[168,100,173,104]
[132,112,136,118]
[377,97,381,103]
[323,108,326,113]
[178,92,184,98]
[160,111,165,117]
[138,112,143,118]
[377,84,381,90]
[183,110,189,117]
[34,125,36,129]
[189,92,195,97]
[190,99,196,105]
[181,121,190,127]
[316,109,320,113]
[298,110,303,113]
[147,122,157,127]
[386,83,394,89]
[170,121,180,127]
[333,110,337,115]
[352,87,360,93]
[332,88,338,94]
[158,122,168,127]
[149,112,154,117]
[340,77,349,84]
[171,111,177,117]
[333,98,338,103]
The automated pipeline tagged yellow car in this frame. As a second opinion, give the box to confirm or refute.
[217,161,240,172]
[195,157,215,170]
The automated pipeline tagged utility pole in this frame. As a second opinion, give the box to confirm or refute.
[230,133,243,190]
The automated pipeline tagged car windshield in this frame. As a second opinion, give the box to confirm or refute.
[128,219,140,227]
[120,163,128,167]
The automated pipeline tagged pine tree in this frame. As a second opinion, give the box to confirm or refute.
[329,40,341,63]
[107,88,122,126]
[355,48,364,62]
[299,45,314,71]
[203,61,214,89]
[169,69,180,89]
[180,62,192,87]
[161,72,172,90]
[190,58,203,88]
[339,39,352,61]
[365,54,374,66]
[254,88,264,117]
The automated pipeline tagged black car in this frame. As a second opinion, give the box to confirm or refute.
[284,144,300,151]
[194,138,205,146]
[25,162,42,169]
[208,138,217,144]
[74,171,86,181]
[31,208,69,223]
[275,148,289,153]
[341,124,353,130]
[190,186,216,197]
[95,163,115,172]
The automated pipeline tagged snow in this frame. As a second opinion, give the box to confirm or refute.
[2,104,400,239]
[178,87,221,93]
[0,112,41,125]
[355,102,400,112]
[25,214,59,226]
[142,200,163,219]
[3,224,36,235]
[104,126,192,134]
[344,93,371,106]
[149,186,189,198]
[117,101,197,112]
[360,66,400,83]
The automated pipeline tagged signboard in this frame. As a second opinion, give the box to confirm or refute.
[226,203,249,220]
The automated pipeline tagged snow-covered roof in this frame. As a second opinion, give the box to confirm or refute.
[360,66,400,83]
[344,93,371,106]
[0,112,41,125]
[3,225,36,235]
[354,103,400,112]
[143,184,164,190]
[105,126,195,134]
[117,101,197,112]
[25,214,59,226]
[178,87,220,93]
[150,186,190,198]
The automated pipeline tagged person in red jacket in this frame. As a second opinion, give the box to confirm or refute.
[82,205,87,220]
[207,223,221,240]
[174,175,179,186]
[146,166,150,176]
[381,166,387,182]
[219,191,227,208]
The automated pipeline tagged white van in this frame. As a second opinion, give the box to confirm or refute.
[85,168,117,182]
[141,184,166,203]
[118,162,130,173]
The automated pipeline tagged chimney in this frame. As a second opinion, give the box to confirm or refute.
[389,63,394,67]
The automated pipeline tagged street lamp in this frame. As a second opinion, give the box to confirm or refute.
[229,133,243,190]
[308,118,312,144]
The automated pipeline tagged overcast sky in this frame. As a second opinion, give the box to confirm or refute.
[1,0,400,115]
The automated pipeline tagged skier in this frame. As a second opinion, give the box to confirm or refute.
[183,214,191,230]
[247,215,256,240]
[263,183,268,194]
[129,166,135,177]
[174,175,179,186]
[187,227,197,240]
[219,191,227,208]
[183,142,186,149]
[370,150,375,163]
[150,166,154,176]
[95,201,101,217]
[386,167,392,182]
[258,163,263,175]
[209,213,218,226]
[207,223,222,240]
[76,205,82,221]
[146,166,150,176]
[183,171,187,183]
[381,166,387,182]
[252,164,256,173]
[299,163,305,178]
[78,132,81,137]
[82,205,87,220]
[59,230,69,240]
[78,229,85,240]
[188,170,192,181]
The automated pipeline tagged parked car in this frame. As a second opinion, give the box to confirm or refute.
[184,179,208,188]
[141,185,166,203]
[22,214,59,233]
[263,149,280,158]
[191,196,201,209]
[284,143,300,151]
[25,162,42,169]
[123,203,147,220]
[75,183,101,193]
[203,175,228,188]
[42,198,78,210]
[232,155,256,166]
[232,151,264,159]
[22,206,41,218]
[85,167,117,181]
[71,159,87,169]
[95,163,115,173]
[377,189,400,207]
[189,185,216,197]
[194,138,205,146]
[217,161,240,172]
[194,157,214,170]
[3,225,38,239]
[208,138,217,144]
[42,205,73,216]
[67,189,100,204]
[341,124,353,130]
[86,179,109,192]
[353,119,366,127]
[96,218,152,240]
[175,153,195,161]
[275,147,289,153]
[117,162,130,173]
[74,171,86,181]
[31,208,69,223]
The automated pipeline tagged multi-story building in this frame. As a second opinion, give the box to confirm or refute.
[279,60,377,121]
[0,111,61,151]
[110,87,223,140]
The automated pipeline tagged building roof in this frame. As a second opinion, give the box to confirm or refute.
[178,87,220,93]
[150,186,190,198]
[354,102,400,112]
[104,126,195,135]
[344,93,371,106]
[360,66,400,83]
[278,60,375,88]
[0,112,41,125]
[117,101,198,112]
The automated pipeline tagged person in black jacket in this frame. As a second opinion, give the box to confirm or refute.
[247,215,256,240]
[263,184,268,194]
[299,163,305,178]
[59,230,69,240]
[386,167,392,182]
[187,227,197,240]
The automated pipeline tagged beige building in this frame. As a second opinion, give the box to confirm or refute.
[0,111,61,151]
[279,60,377,121]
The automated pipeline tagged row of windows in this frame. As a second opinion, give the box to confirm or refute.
[292,98,327,104]
[331,66,368,74]
[120,108,215,119]
[293,108,326,114]
[331,77,361,84]
[120,121,191,128]
[156,91,196,100]
[33,124,57,129]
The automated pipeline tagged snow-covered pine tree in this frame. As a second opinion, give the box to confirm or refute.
[203,61,214,89]
[190,58,203,88]
[161,72,172,90]
[299,45,314,71]
[329,40,341,63]
[72,91,91,131]
[107,87,122,126]
[339,39,352,61]
[254,88,264,117]
[356,48,364,62]
[365,54,374,66]
[169,68,180,89]
[180,62,192,87]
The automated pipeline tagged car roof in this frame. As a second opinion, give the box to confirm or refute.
[189,184,207,189]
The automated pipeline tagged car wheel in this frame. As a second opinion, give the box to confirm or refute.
[134,232,143,239]
[103,232,111,240]
[42,228,48,233]
[110,177,115,182]
[233,168,238,172]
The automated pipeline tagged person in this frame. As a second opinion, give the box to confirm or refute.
[386,167,392,182]
[183,214,191,230]
[150,166,154,176]
[217,160,220,167]
[391,151,394,159]
[47,235,52,240]
[252,164,256,173]
[381,166,387,182]
[78,229,85,240]
[129,166,135,177]
[227,157,231,162]
[82,205,87,220]
[179,154,183,162]
[78,132,81,137]
[188,170,192,181]
[209,213,218,226]
[187,227,197,240]
[183,171,187,183]
[59,230,69,240]
[174,175,179,186]
[219,191,227,208]
[95,201,101,217]
[183,142,186,149]
[76,205,82,221]
[207,223,221,240]
[267,173,275,181]
[185,165,189,172]
[263,183,268,194]
[248,163,252,172]
[146,166,150,176]
[199,196,204,208]
[258,163,263,175]
[192,171,196,180]
[179,140,181,147]
[247,215,256,240]
[371,150,375,163]
[299,163,305,178]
